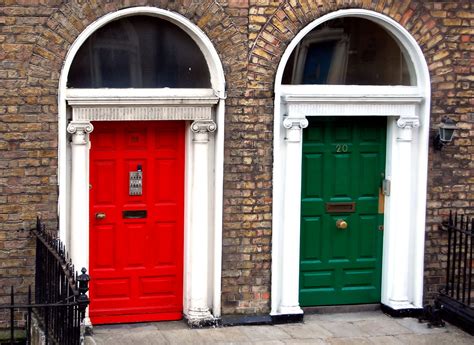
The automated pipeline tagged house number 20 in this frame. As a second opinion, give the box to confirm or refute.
[336,144,349,153]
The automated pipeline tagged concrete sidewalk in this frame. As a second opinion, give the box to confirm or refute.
[86,311,472,344]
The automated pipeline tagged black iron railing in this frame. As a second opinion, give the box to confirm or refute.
[441,211,473,307]
[0,218,89,345]
[436,211,473,335]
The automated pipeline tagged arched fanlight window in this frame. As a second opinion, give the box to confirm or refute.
[68,15,211,88]
[282,17,412,85]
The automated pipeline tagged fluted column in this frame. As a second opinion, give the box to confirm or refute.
[278,116,308,315]
[186,120,216,325]
[388,116,419,308]
[67,121,94,274]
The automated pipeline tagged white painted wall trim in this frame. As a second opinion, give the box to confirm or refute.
[272,9,431,315]
[58,7,225,322]
[66,89,220,121]
[66,88,220,104]
[281,85,422,98]
[282,87,423,118]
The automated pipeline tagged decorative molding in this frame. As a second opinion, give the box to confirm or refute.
[72,106,213,121]
[191,120,217,143]
[397,116,420,129]
[283,95,423,104]
[283,116,308,143]
[396,116,420,142]
[67,89,219,122]
[66,88,220,106]
[282,117,309,130]
[282,86,422,118]
[281,85,423,101]
[191,119,217,133]
[287,103,419,118]
[67,121,93,145]
[66,88,219,101]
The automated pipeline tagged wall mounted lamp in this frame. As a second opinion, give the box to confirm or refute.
[433,116,457,151]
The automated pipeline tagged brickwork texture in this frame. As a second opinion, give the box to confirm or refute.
[0,0,472,321]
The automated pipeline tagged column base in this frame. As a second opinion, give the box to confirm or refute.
[83,317,93,335]
[278,305,304,315]
[272,305,304,324]
[184,308,217,328]
[271,313,304,324]
[381,304,423,318]
[386,299,416,310]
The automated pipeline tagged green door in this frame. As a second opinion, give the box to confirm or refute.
[299,117,386,306]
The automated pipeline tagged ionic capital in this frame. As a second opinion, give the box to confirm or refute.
[283,116,308,143]
[67,121,94,145]
[191,120,216,143]
[396,116,419,142]
[396,116,420,130]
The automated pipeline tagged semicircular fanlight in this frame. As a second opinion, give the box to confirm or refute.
[68,15,211,88]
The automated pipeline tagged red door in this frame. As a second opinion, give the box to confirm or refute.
[89,121,185,324]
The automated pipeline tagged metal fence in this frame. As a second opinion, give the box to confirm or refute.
[442,211,473,307]
[437,211,473,335]
[0,218,89,345]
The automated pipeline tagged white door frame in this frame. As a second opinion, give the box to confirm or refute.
[272,9,431,315]
[57,7,226,324]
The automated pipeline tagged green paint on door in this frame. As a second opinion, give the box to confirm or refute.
[299,117,386,306]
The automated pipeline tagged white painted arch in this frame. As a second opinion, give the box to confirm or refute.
[57,7,226,323]
[272,9,431,315]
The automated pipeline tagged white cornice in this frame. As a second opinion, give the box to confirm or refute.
[66,88,219,106]
[66,89,219,121]
[283,95,423,104]
[281,85,423,104]
[282,86,422,118]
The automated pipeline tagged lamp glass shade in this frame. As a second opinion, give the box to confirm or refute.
[438,117,457,143]
[439,127,455,142]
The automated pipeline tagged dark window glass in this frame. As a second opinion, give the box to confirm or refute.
[282,18,412,85]
[68,16,211,88]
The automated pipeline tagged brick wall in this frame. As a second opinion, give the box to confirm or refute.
[0,2,61,321]
[246,0,473,308]
[0,0,472,321]
[422,1,473,302]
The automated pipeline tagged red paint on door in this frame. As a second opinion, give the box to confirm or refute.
[89,121,185,324]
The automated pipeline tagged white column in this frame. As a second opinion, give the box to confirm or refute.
[186,120,216,324]
[278,116,307,315]
[66,121,93,274]
[387,117,419,309]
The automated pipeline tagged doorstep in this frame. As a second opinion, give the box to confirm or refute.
[85,310,473,345]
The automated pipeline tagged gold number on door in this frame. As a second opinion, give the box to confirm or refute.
[336,144,348,153]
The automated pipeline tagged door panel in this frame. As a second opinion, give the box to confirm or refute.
[300,117,386,306]
[89,121,185,324]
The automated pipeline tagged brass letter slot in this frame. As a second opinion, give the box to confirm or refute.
[325,202,356,213]
[123,210,147,219]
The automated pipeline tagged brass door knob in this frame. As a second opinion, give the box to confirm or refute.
[336,219,348,229]
[95,212,106,220]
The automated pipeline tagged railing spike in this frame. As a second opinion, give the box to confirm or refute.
[442,211,474,311]
[23,220,90,344]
